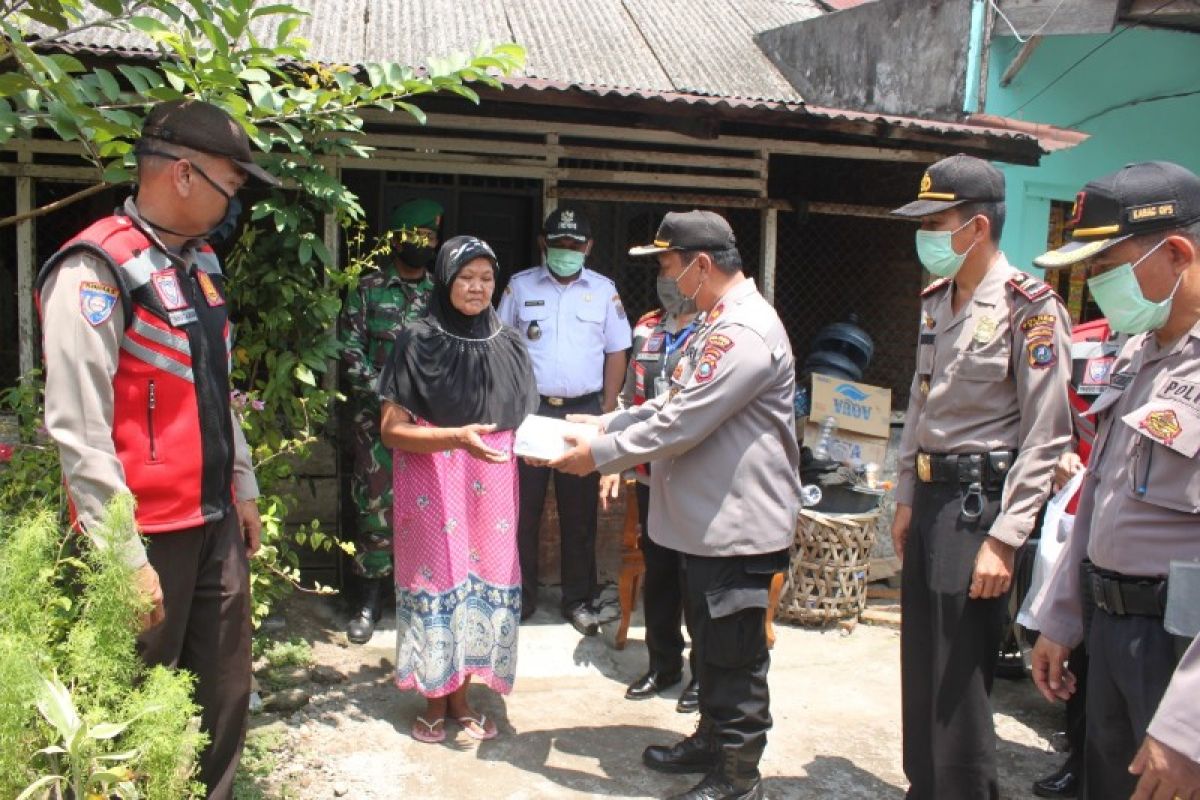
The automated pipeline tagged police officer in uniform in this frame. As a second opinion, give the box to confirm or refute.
[616,278,701,711]
[36,100,278,799]
[1027,161,1200,800]
[497,207,631,634]
[1031,315,1120,799]
[340,198,442,643]
[890,154,1073,800]
[552,210,800,800]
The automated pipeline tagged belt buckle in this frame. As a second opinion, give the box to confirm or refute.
[547,397,564,407]
[917,452,932,483]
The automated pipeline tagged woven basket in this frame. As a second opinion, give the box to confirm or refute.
[777,508,880,626]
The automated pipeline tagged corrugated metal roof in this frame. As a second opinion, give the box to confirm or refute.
[51,0,824,102]
[501,78,1051,146]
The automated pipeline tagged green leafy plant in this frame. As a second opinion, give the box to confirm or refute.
[257,636,313,670]
[0,371,63,517]
[18,676,142,800]
[0,497,205,799]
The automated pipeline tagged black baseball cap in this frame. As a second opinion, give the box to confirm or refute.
[891,154,1005,218]
[1035,161,1200,269]
[140,99,281,187]
[543,207,591,241]
[629,210,737,257]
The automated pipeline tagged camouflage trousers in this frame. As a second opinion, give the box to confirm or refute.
[349,404,394,578]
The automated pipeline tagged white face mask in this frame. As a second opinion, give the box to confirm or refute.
[914,216,979,278]
[1087,239,1183,334]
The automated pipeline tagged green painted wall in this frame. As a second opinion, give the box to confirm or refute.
[985,27,1200,272]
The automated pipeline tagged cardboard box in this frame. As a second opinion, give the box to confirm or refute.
[809,374,892,439]
[803,423,889,467]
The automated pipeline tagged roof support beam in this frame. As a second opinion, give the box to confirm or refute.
[999,36,1042,88]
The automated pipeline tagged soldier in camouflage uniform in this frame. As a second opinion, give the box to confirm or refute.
[341,198,442,643]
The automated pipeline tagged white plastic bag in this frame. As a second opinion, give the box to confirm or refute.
[1017,471,1085,630]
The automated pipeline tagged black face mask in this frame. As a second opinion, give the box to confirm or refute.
[397,242,436,269]
[207,195,243,246]
[134,146,244,244]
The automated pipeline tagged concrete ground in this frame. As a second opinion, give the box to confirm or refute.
[249,589,1065,799]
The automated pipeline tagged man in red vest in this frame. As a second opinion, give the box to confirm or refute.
[37,99,279,800]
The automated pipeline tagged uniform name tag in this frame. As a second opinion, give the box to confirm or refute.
[168,308,198,327]
[523,300,545,307]
[635,352,662,363]
[1110,371,1133,390]
[1156,377,1200,415]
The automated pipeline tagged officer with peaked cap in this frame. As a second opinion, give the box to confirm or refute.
[340,197,442,644]
[36,98,280,799]
[1027,161,1200,800]
[550,210,801,800]
[890,154,1073,799]
[497,207,631,635]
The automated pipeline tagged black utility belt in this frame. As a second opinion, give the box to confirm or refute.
[540,392,601,408]
[916,449,1016,490]
[1087,563,1166,618]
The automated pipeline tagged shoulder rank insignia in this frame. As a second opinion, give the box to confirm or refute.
[1007,272,1056,303]
[636,309,664,327]
[921,278,951,297]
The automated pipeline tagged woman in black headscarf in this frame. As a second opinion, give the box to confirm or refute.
[378,236,537,743]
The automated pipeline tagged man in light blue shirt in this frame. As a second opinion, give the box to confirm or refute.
[498,207,631,635]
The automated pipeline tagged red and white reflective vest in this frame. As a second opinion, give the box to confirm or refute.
[36,214,237,533]
[1069,317,1116,466]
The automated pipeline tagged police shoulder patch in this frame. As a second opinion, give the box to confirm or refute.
[921,278,951,297]
[79,281,119,326]
[1027,339,1057,369]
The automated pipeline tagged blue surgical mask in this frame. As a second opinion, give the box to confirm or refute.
[915,216,979,278]
[1087,239,1182,334]
[546,247,585,277]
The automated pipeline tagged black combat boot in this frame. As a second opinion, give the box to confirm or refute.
[668,749,763,800]
[346,578,382,644]
[643,717,717,774]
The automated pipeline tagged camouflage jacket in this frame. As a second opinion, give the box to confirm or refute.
[340,265,433,401]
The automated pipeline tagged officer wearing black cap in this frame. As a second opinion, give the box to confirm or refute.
[890,154,1073,799]
[1027,161,1200,800]
[497,207,631,634]
[551,210,801,800]
[36,99,279,799]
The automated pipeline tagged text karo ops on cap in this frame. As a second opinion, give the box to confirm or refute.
[891,154,1005,218]
[140,99,280,187]
[629,210,737,257]
[1035,161,1200,269]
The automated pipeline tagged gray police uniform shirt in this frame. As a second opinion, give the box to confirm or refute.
[497,265,631,397]
[1029,318,1200,762]
[895,255,1073,546]
[591,279,801,557]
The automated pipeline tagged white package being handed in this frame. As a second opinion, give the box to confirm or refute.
[1018,471,1085,630]
[512,414,599,461]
